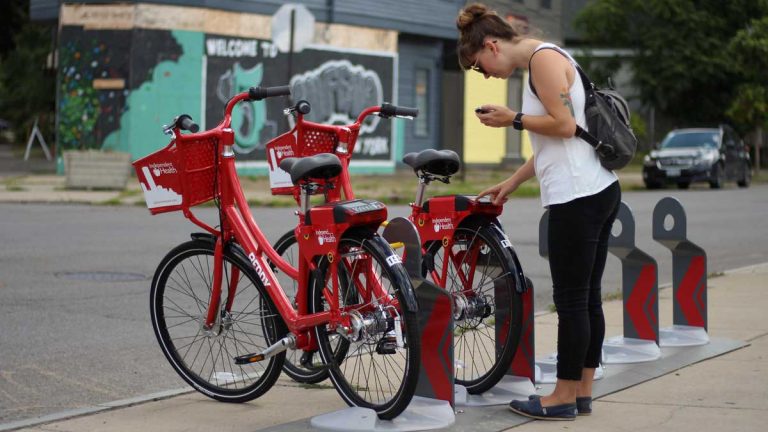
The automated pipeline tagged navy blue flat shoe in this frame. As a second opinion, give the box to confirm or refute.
[509,397,577,421]
[528,394,592,416]
[576,396,592,415]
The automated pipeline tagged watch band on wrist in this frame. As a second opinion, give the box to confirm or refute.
[513,112,525,131]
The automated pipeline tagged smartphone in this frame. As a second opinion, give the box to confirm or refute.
[475,107,490,114]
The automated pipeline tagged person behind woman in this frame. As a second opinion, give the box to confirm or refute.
[456,3,621,421]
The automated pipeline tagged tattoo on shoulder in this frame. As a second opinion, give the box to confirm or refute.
[560,89,575,117]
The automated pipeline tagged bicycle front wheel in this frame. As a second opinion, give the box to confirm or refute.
[151,238,286,402]
[311,230,420,420]
[426,224,523,394]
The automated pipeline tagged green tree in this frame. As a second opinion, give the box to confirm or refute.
[0,0,28,59]
[0,0,55,144]
[727,15,768,169]
[575,0,768,127]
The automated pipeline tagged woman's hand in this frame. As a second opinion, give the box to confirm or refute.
[476,104,515,128]
[477,176,518,206]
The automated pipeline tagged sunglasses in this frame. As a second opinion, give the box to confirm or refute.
[468,40,496,75]
[470,57,487,75]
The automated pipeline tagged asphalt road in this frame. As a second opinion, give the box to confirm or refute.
[1,183,767,424]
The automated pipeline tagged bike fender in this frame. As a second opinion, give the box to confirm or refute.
[362,232,420,314]
[455,214,500,231]
[456,219,529,295]
[189,233,251,266]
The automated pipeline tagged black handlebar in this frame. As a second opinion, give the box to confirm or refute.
[380,103,419,119]
[176,114,199,133]
[295,100,311,115]
[249,85,291,101]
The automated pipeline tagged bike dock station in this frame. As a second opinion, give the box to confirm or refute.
[310,218,456,431]
[273,197,740,432]
[652,197,710,347]
[309,195,738,432]
[602,201,663,364]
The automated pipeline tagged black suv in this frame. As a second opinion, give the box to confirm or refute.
[642,126,752,189]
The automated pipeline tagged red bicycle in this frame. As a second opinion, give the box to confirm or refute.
[133,86,421,419]
[268,102,526,394]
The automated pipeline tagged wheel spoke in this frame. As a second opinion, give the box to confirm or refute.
[153,244,283,400]
[427,227,521,393]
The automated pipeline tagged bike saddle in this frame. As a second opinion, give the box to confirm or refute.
[279,153,343,185]
[402,149,460,176]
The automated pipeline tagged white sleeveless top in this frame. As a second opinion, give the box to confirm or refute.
[522,43,617,207]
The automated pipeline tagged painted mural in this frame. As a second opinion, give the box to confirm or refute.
[57,27,396,169]
[103,30,203,158]
[58,27,131,150]
[204,34,395,163]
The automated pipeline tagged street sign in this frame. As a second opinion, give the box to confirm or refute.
[271,3,315,53]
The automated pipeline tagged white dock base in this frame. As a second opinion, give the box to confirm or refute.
[602,336,661,364]
[454,375,535,407]
[310,397,455,432]
[660,325,709,347]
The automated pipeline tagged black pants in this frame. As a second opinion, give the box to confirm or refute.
[548,181,621,381]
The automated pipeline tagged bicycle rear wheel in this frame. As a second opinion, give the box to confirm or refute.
[151,238,286,402]
[426,224,523,394]
[311,230,420,420]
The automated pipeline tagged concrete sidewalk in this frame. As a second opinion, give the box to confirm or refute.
[4,262,765,432]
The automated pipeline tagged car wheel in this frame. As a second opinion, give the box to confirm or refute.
[677,181,690,189]
[737,162,751,188]
[709,163,724,189]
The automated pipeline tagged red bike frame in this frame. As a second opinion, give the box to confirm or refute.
[137,92,398,353]
[269,104,512,293]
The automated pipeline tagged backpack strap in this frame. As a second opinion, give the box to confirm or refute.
[528,47,603,150]
[528,46,591,97]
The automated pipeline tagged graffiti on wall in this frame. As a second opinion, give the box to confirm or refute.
[58,27,188,154]
[58,29,131,150]
[205,35,395,162]
[290,59,387,157]
[58,28,395,164]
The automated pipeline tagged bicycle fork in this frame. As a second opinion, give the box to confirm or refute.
[202,238,228,335]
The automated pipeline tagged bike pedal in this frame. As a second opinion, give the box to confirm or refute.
[234,352,265,364]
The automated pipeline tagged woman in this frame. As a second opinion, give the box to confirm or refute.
[457,3,621,421]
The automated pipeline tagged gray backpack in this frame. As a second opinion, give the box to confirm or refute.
[530,49,637,170]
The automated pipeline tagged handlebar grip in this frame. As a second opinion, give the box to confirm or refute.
[380,103,419,118]
[177,114,199,133]
[295,100,311,115]
[249,85,291,101]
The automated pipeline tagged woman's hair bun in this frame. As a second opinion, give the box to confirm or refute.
[457,3,489,32]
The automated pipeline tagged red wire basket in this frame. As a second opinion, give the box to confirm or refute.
[133,133,219,214]
[266,121,353,196]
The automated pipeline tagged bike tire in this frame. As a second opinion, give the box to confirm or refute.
[310,230,420,420]
[151,239,286,403]
[425,224,523,394]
